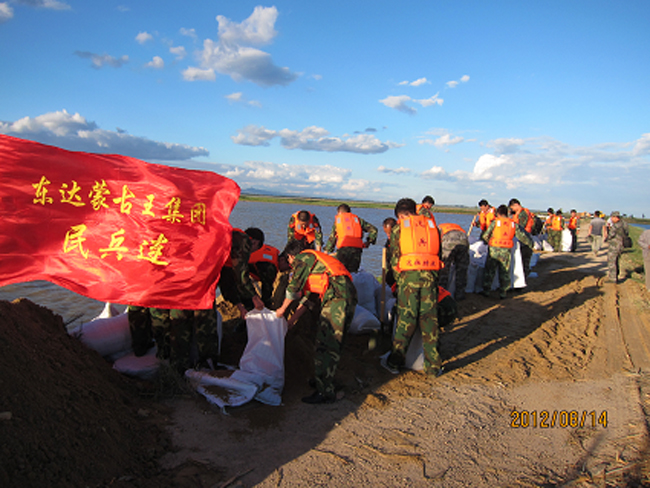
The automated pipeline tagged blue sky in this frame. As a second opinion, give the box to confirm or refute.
[1,1,649,216]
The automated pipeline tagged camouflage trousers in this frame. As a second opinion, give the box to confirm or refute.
[439,243,469,296]
[335,246,363,273]
[607,246,622,282]
[483,247,512,293]
[314,277,357,398]
[392,270,440,375]
[128,305,154,356]
[547,230,562,252]
[149,307,220,373]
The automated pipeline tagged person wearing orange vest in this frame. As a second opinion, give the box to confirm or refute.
[480,205,533,299]
[382,198,443,377]
[549,209,565,252]
[323,203,378,273]
[508,198,535,277]
[477,199,496,232]
[416,195,435,218]
[275,242,357,404]
[287,210,323,251]
[438,222,469,301]
[245,227,281,309]
[567,209,579,252]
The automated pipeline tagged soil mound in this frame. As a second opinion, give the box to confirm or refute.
[0,298,167,488]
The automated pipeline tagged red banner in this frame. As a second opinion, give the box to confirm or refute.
[0,134,240,309]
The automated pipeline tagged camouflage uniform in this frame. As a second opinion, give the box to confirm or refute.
[249,260,278,309]
[388,222,441,376]
[604,219,629,282]
[482,220,533,296]
[439,228,469,297]
[218,230,257,310]
[286,252,357,399]
[286,213,324,250]
[149,307,194,373]
[324,214,378,273]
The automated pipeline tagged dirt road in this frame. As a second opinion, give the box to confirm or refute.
[159,236,650,487]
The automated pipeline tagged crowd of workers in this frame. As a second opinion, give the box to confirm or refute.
[128,196,640,405]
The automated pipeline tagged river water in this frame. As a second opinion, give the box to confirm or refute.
[0,200,476,327]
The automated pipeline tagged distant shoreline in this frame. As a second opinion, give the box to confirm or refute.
[239,194,477,215]
[239,194,650,224]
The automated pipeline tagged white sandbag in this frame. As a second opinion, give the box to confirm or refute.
[465,263,481,293]
[186,370,258,408]
[349,304,381,334]
[561,229,572,252]
[404,326,424,371]
[352,269,380,317]
[113,347,160,380]
[468,238,488,267]
[542,238,554,252]
[69,312,131,359]
[510,240,527,289]
[532,235,544,251]
[188,308,288,408]
[95,302,122,319]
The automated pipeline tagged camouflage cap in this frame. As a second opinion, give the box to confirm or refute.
[610,211,621,217]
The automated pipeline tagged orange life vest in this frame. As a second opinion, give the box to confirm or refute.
[335,213,363,248]
[224,228,247,267]
[479,207,495,231]
[302,250,352,298]
[290,211,318,243]
[438,223,465,235]
[248,244,279,280]
[397,215,442,271]
[512,207,535,233]
[488,217,516,248]
[567,216,578,230]
[551,215,564,231]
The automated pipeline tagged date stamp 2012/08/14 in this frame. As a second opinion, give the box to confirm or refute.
[510,410,608,429]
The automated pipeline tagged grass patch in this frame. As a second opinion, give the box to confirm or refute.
[622,225,647,283]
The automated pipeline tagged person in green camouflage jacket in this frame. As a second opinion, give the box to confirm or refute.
[276,241,357,404]
[604,211,629,283]
[323,203,378,273]
[384,198,443,377]
[481,205,533,299]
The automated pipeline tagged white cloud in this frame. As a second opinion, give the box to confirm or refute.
[414,93,443,107]
[0,2,13,23]
[186,6,298,87]
[180,27,197,39]
[421,166,449,179]
[13,0,70,10]
[380,93,443,114]
[311,74,323,81]
[145,56,164,69]
[399,77,429,87]
[169,45,186,60]
[420,133,464,148]
[0,110,208,161]
[74,51,129,69]
[135,31,153,44]
[379,95,416,115]
[182,66,216,81]
[488,138,526,154]
[225,92,261,107]
[203,160,376,198]
[633,133,650,156]
[377,166,411,174]
[446,74,470,88]
[117,5,129,12]
[231,124,402,154]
